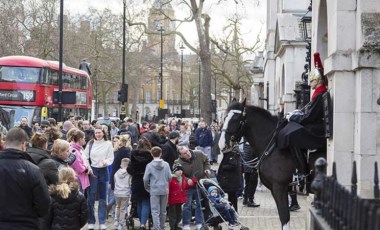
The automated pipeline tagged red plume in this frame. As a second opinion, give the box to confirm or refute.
[313,52,324,74]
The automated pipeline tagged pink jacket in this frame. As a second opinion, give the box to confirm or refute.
[70,142,90,190]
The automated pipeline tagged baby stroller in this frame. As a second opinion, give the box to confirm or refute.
[197,179,249,230]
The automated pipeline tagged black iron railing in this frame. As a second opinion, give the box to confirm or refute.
[310,158,380,230]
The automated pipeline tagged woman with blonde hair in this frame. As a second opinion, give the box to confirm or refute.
[84,125,114,230]
[48,167,89,229]
[67,128,91,191]
[110,134,132,190]
[51,139,72,169]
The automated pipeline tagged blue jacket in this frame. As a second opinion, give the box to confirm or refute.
[195,127,213,147]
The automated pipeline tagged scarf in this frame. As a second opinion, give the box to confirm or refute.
[311,85,327,101]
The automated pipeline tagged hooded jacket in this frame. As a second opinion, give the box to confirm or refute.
[0,149,50,230]
[27,146,58,186]
[127,149,153,200]
[143,159,172,195]
[114,168,131,197]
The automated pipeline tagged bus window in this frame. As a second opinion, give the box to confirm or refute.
[0,67,41,83]
[50,70,58,85]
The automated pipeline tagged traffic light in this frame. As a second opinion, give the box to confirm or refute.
[118,84,128,103]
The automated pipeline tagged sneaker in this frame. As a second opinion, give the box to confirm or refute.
[196,224,202,230]
[289,204,301,211]
[114,221,119,228]
[99,224,107,230]
[182,225,191,230]
[87,224,94,230]
[139,225,146,230]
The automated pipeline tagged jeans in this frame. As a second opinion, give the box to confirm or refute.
[137,198,150,226]
[198,146,212,161]
[87,167,109,225]
[182,188,203,226]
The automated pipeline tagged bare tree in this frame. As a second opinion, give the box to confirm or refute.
[211,16,261,101]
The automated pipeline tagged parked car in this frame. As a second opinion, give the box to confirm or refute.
[96,117,120,126]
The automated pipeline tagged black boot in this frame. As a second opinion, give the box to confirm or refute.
[247,198,260,207]
[242,197,248,206]
[290,147,308,175]
[289,192,300,211]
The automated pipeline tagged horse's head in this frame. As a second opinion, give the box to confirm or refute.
[218,98,246,152]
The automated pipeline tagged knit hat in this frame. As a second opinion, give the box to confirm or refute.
[169,131,180,139]
[208,186,218,195]
[173,162,183,173]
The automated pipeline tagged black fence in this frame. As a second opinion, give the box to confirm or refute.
[310,158,380,230]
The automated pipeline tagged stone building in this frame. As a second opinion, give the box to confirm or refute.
[262,0,380,196]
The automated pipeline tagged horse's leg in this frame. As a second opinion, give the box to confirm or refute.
[271,184,291,230]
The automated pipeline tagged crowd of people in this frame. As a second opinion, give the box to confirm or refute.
[0,115,262,230]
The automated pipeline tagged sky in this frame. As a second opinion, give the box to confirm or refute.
[65,0,266,54]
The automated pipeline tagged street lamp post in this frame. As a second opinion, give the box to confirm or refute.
[157,24,164,117]
[180,43,185,117]
[58,0,64,122]
[296,0,312,109]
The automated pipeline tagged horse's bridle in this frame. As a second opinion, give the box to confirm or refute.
[222,107,247,152]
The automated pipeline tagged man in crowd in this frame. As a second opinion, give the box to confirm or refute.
[194,121,213,163]
[177,146,210,230]
[161,131,180,170]
[81,120,94,147]
[0,128,50,229]
[19,116,33,138]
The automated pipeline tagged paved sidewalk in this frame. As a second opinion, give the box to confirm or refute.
[82,187,309,230]
[237,187,309,230]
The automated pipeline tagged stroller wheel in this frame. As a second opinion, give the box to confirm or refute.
[201,226,209,230]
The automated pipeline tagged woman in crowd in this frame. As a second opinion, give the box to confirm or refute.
[157,124,169,142]
[67,128,91,192]
[27,132,58,185]
[110,134,132,190]
[84,125,114,230]
[44,126,62,152]
[127,137,153,230]
[178,123,190,147]
[51,139,71,169]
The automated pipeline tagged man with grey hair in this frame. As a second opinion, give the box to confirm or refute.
[61,120,74,140]
[177,146,210,230]
[0,128,50,229]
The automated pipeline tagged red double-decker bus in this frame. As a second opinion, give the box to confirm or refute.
[0,56,92,129]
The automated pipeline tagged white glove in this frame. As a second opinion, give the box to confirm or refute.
[285,112,293,121]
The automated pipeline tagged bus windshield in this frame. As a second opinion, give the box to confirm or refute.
[0,105,39,129]
[0,66,42,83]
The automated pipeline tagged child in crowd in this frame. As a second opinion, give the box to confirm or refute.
[113,158,132,230]
[168,162,197,230]
[143,146,172,230]
[208,186,237,228]
[48,167,89,230]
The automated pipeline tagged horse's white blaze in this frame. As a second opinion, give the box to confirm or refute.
[282,222,290,230]
[218,109,242,150]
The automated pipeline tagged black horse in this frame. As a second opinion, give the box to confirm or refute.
[219,99,294,230]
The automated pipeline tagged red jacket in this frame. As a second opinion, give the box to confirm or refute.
[168,175,196,205]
